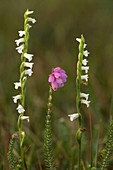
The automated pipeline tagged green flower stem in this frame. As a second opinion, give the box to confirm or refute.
[18,116,24,169]
[8,9,35,169]
[44,86,56,170]
[76,35,85,170]
[17,11,30,169]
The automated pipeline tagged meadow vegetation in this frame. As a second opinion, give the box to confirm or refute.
[0,1,113,169]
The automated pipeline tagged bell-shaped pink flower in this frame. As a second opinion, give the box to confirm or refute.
[48,67,67,91]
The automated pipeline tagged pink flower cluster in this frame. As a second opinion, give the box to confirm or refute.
[48,67,67,91]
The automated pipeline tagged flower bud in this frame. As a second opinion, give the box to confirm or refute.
[76,128,86,143]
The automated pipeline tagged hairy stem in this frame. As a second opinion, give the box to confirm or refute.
[44,86,56,170]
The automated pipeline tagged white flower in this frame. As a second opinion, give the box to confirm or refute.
[76,38,87,48]
[84,44,87,48]
[83,50,90,57]
[81,99,91,107]
[16,44,24,54]
[25,69,33,76]
[28,17,36,24]
[23,76,27,81]
[18,31,25,37]
[21,116,29,122]
[21,131,25,138]
[21,131,25,140]
[81,66,89,73]
[82,59,88,66]
[16,104,25,114]
[24,62,34,69]
[24,53,33,62]
[68,113,79,121]
[21,131,25,135]
[25,9,34,15]
[26,23,32,29]
[13,95,21,103]
[14,82,21,89]
[15,38,24,46]
[81,74,88,82]
[80,92,89,101]
[76,38,81,43]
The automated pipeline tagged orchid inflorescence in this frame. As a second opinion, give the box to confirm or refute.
[13,9,36,167]
[13,9,36,117]
[68,35,90,121]
[76,37,90,107]
[8,9,36,169]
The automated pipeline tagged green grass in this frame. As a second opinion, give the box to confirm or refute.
[1,0,113,169]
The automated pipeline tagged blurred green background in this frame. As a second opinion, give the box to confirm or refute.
[1,0,113,169]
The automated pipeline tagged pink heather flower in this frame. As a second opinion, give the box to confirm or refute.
[48,67,67,91]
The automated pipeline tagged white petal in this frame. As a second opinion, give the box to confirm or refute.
[28,17,36,24]
[23,76,27,81]
[25,9,34,15]
[15,38,24,46]
[14,82,21,89]
[12,95,21,103]
[21,116,29,122]
[21,131,25,136]
[68,113,79,121]
[84,44,87,48]
[16,104,25,114]
[81,74,88,82]
[24,53,33,62]
[16,44,24,54]
[26,23,32,28]
[76,38,81,43]
[81,99,91,107]
[82,59,88,66]
[81,66,89,73]
[80,92,89,101]
[25,69,33,76]
[18,31,25,37]
[83,50,90,57]
[76,38,87,48]
[24,62,34,69]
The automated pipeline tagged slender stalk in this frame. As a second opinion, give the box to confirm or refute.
[45,67,67,169]
[109,91,113,123]
[18,107,25,168]
[78,141,81,170]
[76,77,82,170]
[16,10,36,169]
[44,86,56,170]
[18,13,29,168]
[76,35,85,170]
[88,110,93,167]
[8,9,35,169]
[75,36,90,169]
